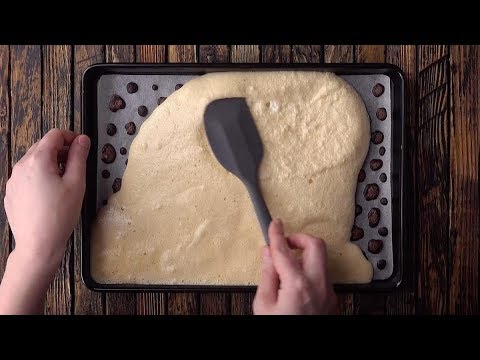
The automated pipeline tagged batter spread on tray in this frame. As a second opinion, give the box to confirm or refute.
[90,71,373,285]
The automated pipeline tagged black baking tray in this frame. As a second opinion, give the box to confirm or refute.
[81,63,405,293]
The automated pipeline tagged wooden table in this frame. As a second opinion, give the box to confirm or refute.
[0,45,478,315]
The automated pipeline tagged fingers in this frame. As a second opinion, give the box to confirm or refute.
[268,219,301,282]
[63,135,90,186]
[39,128,77,159]
[255,246,279,307]
[287,233,328,285]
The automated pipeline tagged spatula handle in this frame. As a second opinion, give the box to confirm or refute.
[247,183,272,245]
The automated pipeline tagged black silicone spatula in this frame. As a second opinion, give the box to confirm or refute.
[204,97,272,244]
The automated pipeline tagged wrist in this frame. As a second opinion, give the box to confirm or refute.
[8,248,61,280]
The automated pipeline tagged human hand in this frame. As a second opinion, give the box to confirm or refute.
[4,129,90,272]
[253,219,338,315]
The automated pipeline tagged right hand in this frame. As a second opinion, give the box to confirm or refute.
[253,219,338,315]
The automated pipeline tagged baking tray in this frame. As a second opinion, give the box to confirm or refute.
[81,64,404,293]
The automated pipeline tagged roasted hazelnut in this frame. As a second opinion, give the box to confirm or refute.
[372,83,385,97]
[368,239,384,254]
[101,144,116,164]
[112,178,122,193]
[368,207,381,227]
[358,169,366,183]
[376,107,387,120]
[126,82,138,94]
[371,131,384,145]
[370,159,383,171]
[101,169,111,179]
[377,259,387,270]
[108,94,126,112]
[106,123,117,136]
[351,225,364,241]
[363,183,380,201]
[138,105,148,117]
[125,122,136,135]
[378,227,388,236]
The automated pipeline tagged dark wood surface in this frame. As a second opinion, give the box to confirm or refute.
[0,45,478,315]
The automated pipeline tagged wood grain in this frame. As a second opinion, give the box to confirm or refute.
[355,45,386,316]
[166,45,199,315]
[416,45,450,314]
[324,45,355,315]
[231,46,260,63]
[229,45,260,314]
[324,46,354,63]
[198,44,231,315]
[105,45,135,63]
[357,45,385,63]
[292,45,322,63]
[231,293,254,315]
[10,46,42,165]
[261,45,291,63]
[42,45,73,314]
[104,45,136,315]
[199,45,229,63]
[168,45,196,63]
[449,45,479,314]
[73,45,105,314]
[9,46,41,310]
[135,45,165,63]
[0,46,10,280]
[385,45,418,315]
[135,44,167,315]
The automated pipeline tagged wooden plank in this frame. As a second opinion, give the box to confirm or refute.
[229,45,259,314]
[231,293,254,315]
[135,45,165,63]
[231,45,260,63]
[135,44,167,315]
[355,45,387,315]
[10,46,42,165]
[9,45,42,308]
[198,44,231,315]
[199,45,229,63]
[42,45,73,314]
[292,45,322,63]
[0,46,10,281]
[104,45,136,315]
[357,45,385,63]
[168,45,196,63]
[324,45,355,315]
[386,45,418,315]
[416,45,450,314]
[324,45,353,63]
[166,45,199,315]
[73,45,105,314]
[105,45,135,63]
[385,45,417,315]
[261,45,291,63]
[449,45,479,314]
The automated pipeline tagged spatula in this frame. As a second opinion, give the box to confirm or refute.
[204,97,272,245]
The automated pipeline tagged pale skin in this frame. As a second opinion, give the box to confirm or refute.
[0,129,338,315]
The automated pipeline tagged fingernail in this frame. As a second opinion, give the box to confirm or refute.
[78,135,90,149]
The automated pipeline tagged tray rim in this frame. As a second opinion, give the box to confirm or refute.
[81,63,405,293]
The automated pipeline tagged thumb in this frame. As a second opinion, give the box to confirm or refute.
[64,135,90,186]
[254,246,279,308]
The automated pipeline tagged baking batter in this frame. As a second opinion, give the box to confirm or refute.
[91,71,373,285]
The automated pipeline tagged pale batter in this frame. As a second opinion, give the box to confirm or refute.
[91,71,374,285]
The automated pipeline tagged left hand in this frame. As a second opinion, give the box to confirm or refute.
[4,129,90,271]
